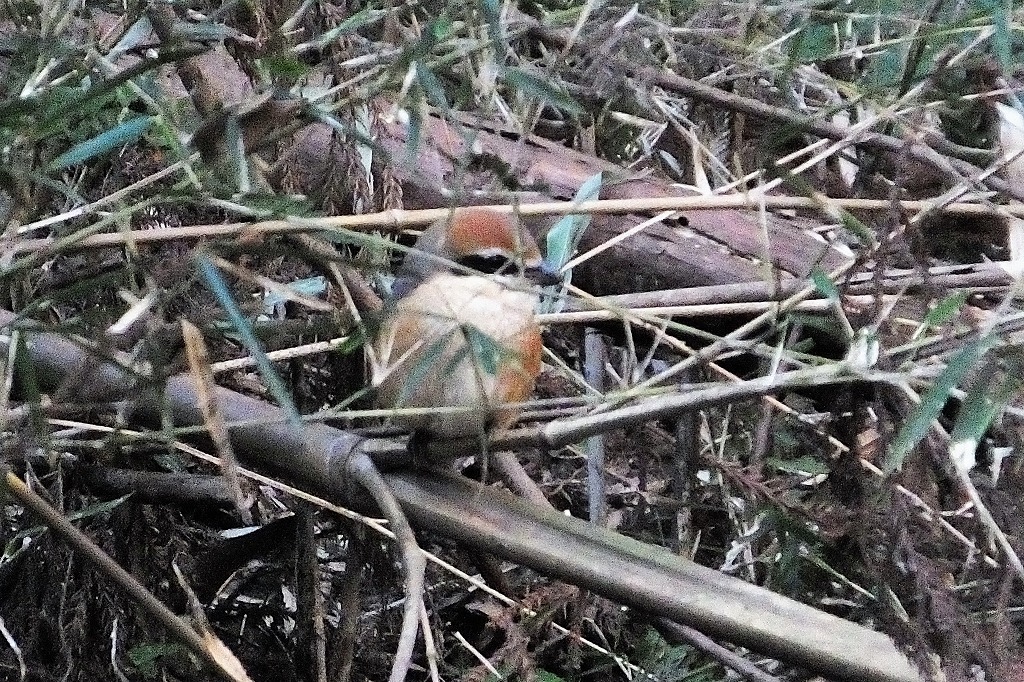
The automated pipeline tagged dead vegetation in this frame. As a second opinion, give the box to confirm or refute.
[1,0,1024,681]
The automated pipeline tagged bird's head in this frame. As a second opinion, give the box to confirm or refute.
[394,209,560,297]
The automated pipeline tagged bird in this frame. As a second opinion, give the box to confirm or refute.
[370,208,559,444]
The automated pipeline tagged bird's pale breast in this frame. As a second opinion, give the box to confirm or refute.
[373,274,540,438]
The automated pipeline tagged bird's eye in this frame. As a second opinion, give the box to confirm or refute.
[457,253,516,275]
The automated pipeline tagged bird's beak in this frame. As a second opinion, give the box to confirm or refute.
[524,260,563,287]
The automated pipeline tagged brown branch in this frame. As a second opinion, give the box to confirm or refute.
[1,467,244,680]
[568,262,1015,311]
[625,65,1022,199]
[341,448,425,682]
[518,12,1016,203]
[656,618,782,682]
[296,508,328,682]
[329,524,366,682]
[79,468,233,506]
[424,365,901,455]
[0,310,921,682]
[9,196,1024,260]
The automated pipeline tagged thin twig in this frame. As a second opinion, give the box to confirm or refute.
[584,328,607,525]
[342,452,425,682]
[7,194,1024,261]
[1,467,243,680]
[657,619,781,682]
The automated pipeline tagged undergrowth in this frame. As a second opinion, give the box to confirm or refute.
[1,0,1023,680]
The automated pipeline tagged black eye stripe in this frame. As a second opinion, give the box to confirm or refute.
[457,254,516,274]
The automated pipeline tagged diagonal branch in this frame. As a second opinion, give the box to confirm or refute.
[1,467,249,681]
[0,309,920,682]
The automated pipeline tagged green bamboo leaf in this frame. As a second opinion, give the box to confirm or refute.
[416,63,450,110]
[224,114,249,193]
[536,672,567,682]
[542,173,600,313]
[949,358,1016,461]
[36,269,129,309]
[546,171,601,268]
[789,22,837,63]
[838,210,876,246]
[231,193,317,218]
[503,67,582,115]
[50,116,156,170]
[768,455,829,476]
[462,324,501,376]
[424,14,451,42]
[923,291,969,328]
[301,6,386,51]
[391,330,459,407]
[886,335,995,472]
[405,103,424,162]
[810,267,839,304]
[128,642,187,678]
[333,329,366,356]
[196,254,300,424]
[262,276,328,315]
[175,20,239,41]
[314,106,388,160]
[989,0,1012,71]
[108,17,153,59]
[399,14,450,65]
[5,493,133,553]
[262,53,310,79]
[863,44,906,91]
[478,0,506,52]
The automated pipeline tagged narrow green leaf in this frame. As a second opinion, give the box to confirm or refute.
[478,0,506,52]
[262,276,327,314]
[838,210,876,246]
[949,359,1014,453]
[35,268,129,309]
[416,63,450,110]
[424,14,451,43]
[462,324,501,376]
[332,329,366,356]
[886,335,995,472]
[504,66,582,114]
[789,23,837,64]
[50,116,155,170]
[224,114,249,193]
[390,330,459,408]
[176,20,238,41]
[574,171,603,206]
[545,218,575,270]
[404,103,424,162]
[128,642,187,678]
[232,193,317,218]
[990,0,1012,71]
[535,672,567,682]
[768,455,829,476]
[262,53,310,79]
[7,493,134,548]
[542,173,600,313]
[314,106,388,160]
[810,267,840,303]
[353,104,374,183]
[923,291,969,328]
[863,44,906,91]
[304,7,386,50]
[196,254,301,424]
[546,171,601,268]
[400,14,450,65]
[109,17,154,59]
